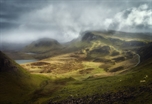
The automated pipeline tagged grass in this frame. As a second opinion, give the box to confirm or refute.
[0,51,50,104]
[0,60,151,103]
[0,72,49,104]
[44,59,152,103]
[1,33,152,104]
[13,57,150,104]
[0,59,105,104]
[8,54,151,103]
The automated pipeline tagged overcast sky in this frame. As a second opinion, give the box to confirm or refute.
[0,0,152,43]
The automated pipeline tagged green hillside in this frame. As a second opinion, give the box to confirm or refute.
[1,31,152,104]
[48,57,152,104]
[0,51,49,104]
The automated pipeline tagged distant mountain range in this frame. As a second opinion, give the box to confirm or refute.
[1,30,151,52]
[2,30,152,60]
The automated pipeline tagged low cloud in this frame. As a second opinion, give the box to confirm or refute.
[1,1,151,44]
[19,4,108,42]
[105,4,152,32]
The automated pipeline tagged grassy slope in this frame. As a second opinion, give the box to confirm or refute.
[0,52,49,104]
[45,58,152,103]
[21,57,151,104]
[0,73,48,104]
[17,33,152,103]
[1,32,152,104]
[0,52,74,104]
[0,53,152,104]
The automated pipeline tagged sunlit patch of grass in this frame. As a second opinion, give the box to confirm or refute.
[44,60,152,103]
[1,57,152,104]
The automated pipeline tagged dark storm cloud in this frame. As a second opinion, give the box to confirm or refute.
[0,0,51,30]
[0,22,19,29]
[0,0,152,43]
[0,0,149,30]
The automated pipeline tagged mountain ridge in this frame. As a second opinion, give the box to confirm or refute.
[24,38,61,53]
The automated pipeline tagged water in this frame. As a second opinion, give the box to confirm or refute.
[26,52,37,55]
[15,59,37,64]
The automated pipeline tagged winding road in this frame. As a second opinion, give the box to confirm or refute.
[134,54,140,67]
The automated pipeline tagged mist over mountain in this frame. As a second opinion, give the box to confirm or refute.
[0,0,152,45]
[24,38,61,53]
[31,38,60,47]
[1,30,151,52]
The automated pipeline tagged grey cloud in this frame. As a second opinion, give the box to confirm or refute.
[0,0,52,30]
[0,0,152,44]
[105,4,152,32]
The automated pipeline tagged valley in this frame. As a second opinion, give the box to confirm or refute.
[20,31,143,78]
[1,31,152,104]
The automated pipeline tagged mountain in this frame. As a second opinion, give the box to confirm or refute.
[19,31,150,61]
[89,30,152,41]
[47,42,152,104]
[24,38,61,53]
[1,30,152,104]
[0,51,47,104]
[22,37,90,59]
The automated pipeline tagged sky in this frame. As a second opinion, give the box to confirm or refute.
[0,0,152,43]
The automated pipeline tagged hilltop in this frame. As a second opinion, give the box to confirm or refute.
[24,38,61,53]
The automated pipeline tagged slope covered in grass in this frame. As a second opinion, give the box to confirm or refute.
[0,51,49,104]
[1,30,152,104]
[0,51,77,104]
[47,57,152,104]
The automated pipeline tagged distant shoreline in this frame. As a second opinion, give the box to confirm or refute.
[15,59,38,64]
